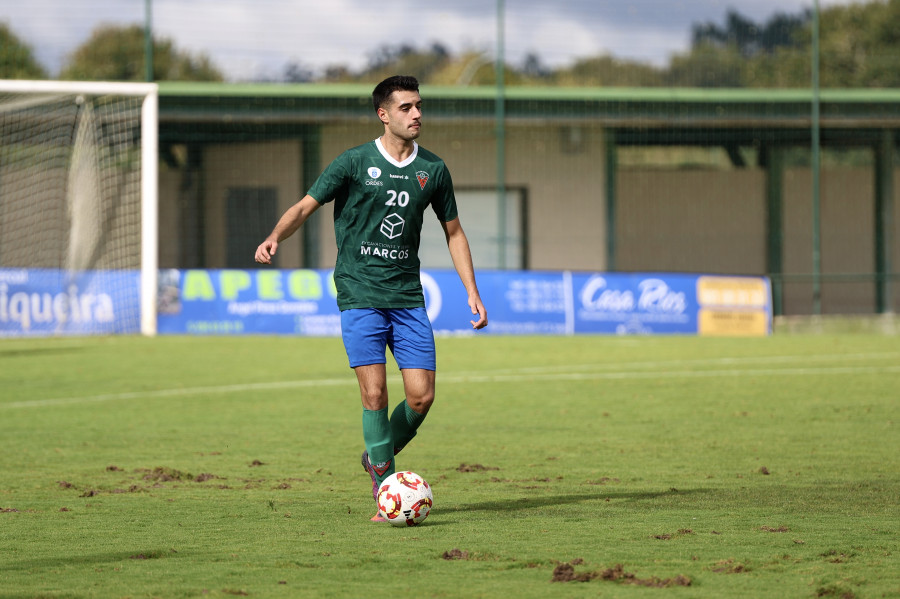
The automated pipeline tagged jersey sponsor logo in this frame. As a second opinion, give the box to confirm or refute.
[390,173,408,180]
[360,242,410,261]
[416,170,429,190]
[367,167,382,179]
[380,213,405,239]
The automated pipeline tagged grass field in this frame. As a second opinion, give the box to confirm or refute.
[0,334,898,598]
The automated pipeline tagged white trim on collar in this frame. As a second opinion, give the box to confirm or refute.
[375,138,418,168]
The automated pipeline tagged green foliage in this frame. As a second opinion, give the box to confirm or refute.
[59,24,223,82]
[816,0,900,87]
[552,55,663,87]
[663,1,900,88]
[691,8,809,58]
[0,22,48,79]
[666,43,746,88]
[0,334,897,597]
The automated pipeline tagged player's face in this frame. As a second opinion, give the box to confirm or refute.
[381,90,422,141]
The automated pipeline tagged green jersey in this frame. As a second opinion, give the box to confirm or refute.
[308,139,459,310]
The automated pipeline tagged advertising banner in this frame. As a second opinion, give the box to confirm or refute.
[0,268,140,337]
[156,269,771,337]
[0,268,771,337]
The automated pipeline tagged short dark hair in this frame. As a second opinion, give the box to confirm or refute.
[372,75,419,112]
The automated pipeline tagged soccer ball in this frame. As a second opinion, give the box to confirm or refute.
[377,471,433,526]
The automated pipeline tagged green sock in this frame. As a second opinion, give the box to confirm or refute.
[390,399,427,455]
[362,407,394,483]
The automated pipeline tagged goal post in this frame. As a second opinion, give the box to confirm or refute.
[0,80,159,336]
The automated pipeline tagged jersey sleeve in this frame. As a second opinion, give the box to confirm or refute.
[308,152,352,205]
[430,162,459,222]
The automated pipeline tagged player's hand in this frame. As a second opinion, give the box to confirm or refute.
[469,294,488,330]
[255,239,278,264]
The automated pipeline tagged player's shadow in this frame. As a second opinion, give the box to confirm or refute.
[441,488,707,514]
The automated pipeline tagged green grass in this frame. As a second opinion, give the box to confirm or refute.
[0,334,897,598]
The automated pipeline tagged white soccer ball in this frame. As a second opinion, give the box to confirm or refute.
[377,471,433,526]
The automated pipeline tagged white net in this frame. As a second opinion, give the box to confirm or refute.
[0,85,151,335]
[0,91,143,269]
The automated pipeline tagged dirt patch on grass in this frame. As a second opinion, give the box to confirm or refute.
[653,528,694,540]
[138,467,193,482]
[442,548,470,560]
[551,561,691,587]
[456,463,498,473]
[711,559,748,573]
[760,525,790,533]
[551,562,598,582]
[816,584,857,599]
[134,467,219,484]
[58,466,223,496]
[821,549,854,564]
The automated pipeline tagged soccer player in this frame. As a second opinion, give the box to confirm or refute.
[255,75,488,521]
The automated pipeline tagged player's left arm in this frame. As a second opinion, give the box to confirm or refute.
[441,217,488,330]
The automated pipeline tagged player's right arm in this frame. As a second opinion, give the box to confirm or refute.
[255,194,321,264]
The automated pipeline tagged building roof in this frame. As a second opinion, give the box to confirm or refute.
[156,82,900,147]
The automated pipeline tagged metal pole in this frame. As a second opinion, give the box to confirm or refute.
[496,0,507,269]
[144,0,154,82]
[811,0,822,314]
[605,130,617,271]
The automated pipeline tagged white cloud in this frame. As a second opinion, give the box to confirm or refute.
[2,0,860,80]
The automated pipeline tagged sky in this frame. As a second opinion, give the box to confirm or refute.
[3,0,853,82]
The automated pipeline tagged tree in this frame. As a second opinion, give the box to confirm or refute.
[59,24,223,82]
[554,55,663,87]
[691,9,808,58]
[361,42,452,83]
[0,22,48,79]
[814,0,900,87]
[665,44,746,88]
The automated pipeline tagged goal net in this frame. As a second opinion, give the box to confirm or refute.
[0,80,158,337]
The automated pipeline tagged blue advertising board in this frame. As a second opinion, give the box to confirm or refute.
[0,268,140,337]
[156,269,771,337]
[0,268,771,337]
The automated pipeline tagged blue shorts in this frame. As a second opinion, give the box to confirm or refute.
[340,307,436,371]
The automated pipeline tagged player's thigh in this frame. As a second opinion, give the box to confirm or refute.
[387,307,435,371]
[341,308,390,368]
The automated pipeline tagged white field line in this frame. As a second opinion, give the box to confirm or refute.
[4,353,900,410]
[492,352,900,375]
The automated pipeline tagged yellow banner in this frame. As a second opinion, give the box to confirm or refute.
[697,277,771,336]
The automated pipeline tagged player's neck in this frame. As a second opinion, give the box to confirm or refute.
[379,133,416,163]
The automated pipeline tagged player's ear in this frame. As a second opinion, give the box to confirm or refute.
[377,106,389,125]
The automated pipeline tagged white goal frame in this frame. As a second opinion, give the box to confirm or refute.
[0,80,159,336]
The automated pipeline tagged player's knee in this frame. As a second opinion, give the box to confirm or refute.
[407,389,434,414]
[360,385,388,410]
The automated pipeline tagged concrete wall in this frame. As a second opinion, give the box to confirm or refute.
[617,166,900,314]
[201,140,304,269]
[313,121,607,271]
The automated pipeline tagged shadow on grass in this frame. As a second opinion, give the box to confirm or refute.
[3,548,181,572]
[0,345,86,359]
[442,488,708,513]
